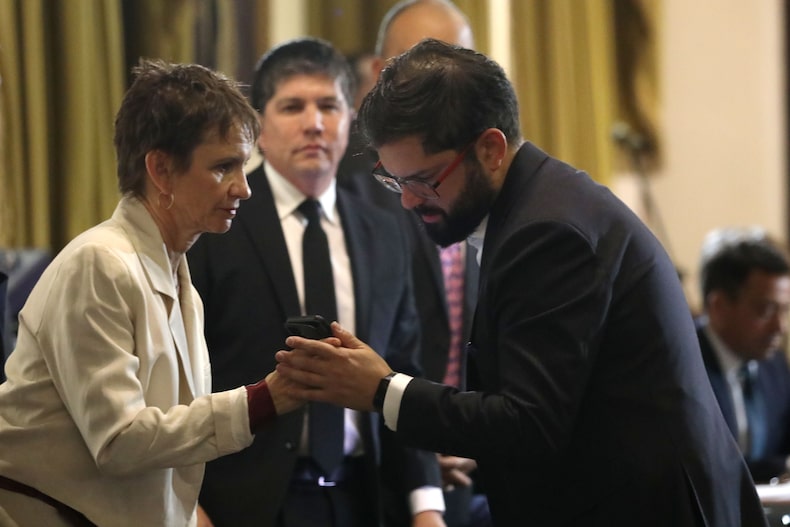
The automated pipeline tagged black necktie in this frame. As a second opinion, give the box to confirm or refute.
[298,199,343,476]
[740,361,767,458]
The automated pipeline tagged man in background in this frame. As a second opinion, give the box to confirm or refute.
[189,37,444,527]
[338,4,488,525]
[696,227,790,483]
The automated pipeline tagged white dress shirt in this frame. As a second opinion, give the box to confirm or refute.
[704,325,750,452]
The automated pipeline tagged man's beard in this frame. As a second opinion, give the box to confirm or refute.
[415,161,497,247]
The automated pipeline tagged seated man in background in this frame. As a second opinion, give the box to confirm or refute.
[697,227,790,483]
[189,37,444,527]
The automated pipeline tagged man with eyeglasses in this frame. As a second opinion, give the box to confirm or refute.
[696,228,790,485]
[276,39,769,526]
[337,4,487,525]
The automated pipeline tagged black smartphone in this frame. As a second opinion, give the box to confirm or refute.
[284,315,333,339]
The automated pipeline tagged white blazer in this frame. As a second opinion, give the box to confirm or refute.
[0,197,254,526]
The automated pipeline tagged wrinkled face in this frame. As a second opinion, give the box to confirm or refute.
[170,123,252,237]
[258,74,351,189]
[376,136,496,247]
[711,270,790,360]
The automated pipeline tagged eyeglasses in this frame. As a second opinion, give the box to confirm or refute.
[372,142,473,200]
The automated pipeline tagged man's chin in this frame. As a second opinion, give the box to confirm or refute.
[423,222,468,248]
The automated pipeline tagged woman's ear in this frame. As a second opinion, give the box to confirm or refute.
[475,128,508,172]
[144,150,173,195]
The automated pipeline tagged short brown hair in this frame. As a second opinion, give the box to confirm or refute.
[114,59,259,198]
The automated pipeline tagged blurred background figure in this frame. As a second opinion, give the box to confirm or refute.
[697,227,790,484]
[346,52,378,113]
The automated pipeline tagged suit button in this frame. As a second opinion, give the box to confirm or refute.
[284,441,295,451]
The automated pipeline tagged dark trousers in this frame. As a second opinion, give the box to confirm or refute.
[276,457,377,527]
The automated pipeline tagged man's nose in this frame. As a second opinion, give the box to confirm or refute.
[303,107,324,132]
[400,186,424,211]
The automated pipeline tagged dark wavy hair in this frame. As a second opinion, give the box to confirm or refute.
[250,37,354,113]
[700,231,790,305]
[358,38,520,154]
[114,59,259,198]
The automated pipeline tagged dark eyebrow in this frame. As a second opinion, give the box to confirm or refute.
[317,96,343,104]
[274,97,304,107]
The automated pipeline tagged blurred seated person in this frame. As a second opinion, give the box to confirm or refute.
[0,248,51,352]
[697,227,790,483]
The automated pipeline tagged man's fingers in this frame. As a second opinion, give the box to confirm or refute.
[276,362,325,388]
[445,468,472,487]
[275,347,326,371]
[283,335,330,354]
[331,322,364,349]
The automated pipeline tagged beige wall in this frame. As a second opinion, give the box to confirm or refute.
[650,0,785,310]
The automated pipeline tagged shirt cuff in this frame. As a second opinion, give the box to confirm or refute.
[382,373,413,431]
[246,379,276,433]
[410,485,446,515]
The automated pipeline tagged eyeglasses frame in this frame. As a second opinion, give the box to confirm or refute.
[372,141,474,200]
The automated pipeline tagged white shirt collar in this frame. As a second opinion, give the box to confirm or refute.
[703,323,744,379]
[467,215,489,266]
[263,160,338,224]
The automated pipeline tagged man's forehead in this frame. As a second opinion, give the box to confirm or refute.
[269,73,348,102]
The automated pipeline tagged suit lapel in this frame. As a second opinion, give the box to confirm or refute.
[336,190,371,341]
[697,327,738,435]
[116,198,199,398]
[238,165,301,317]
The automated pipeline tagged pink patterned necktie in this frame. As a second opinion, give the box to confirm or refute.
[440,243,464,387]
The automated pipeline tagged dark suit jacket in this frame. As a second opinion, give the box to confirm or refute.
[187,165,439,527]
[392,142,767,526]
[338,130,480,526]
[698,320,790,483]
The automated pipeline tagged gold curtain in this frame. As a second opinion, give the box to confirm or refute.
[511,0,618,185]
[0,0,125,249]
[0,0,659,249]
[124,0,196,68]
[305,0,489,56]
[0,0,256,250]
[454,0,488,54]
[306,0,388,54]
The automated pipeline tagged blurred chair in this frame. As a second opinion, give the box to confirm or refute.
[0,249,51,358]
[0,269,6,382]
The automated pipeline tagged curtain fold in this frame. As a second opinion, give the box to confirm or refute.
[0,0,125,250]
[511,0,618,185]
[1,0,55,247]
[305,0,488,56]
[54,1,125,244]
[0,0,660,249]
